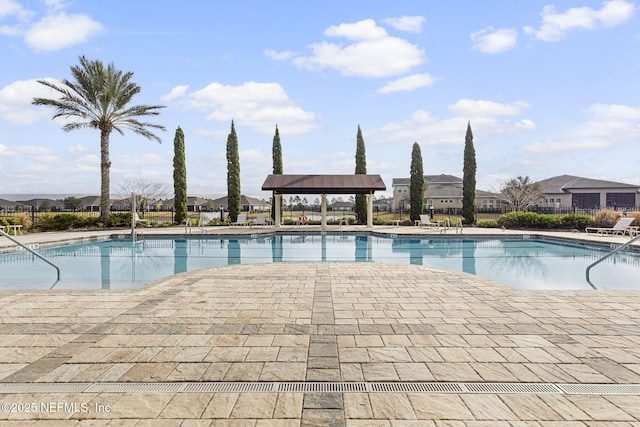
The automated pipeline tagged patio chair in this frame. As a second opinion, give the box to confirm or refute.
[229,213,248,226]
[585,217,634,235]
[418,215,440,228]
[250,213,271,227]
[134,213,151,227]
[198,212,217,232]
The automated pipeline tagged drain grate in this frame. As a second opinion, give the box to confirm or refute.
[1,382,639,395]
[559,383,640,395]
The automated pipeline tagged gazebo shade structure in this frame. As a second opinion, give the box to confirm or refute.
[262,174,386,194]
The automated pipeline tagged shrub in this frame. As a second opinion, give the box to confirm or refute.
[476,219,499,228]
[109,212,132,227]
[560,213,593,230]
[33,213,99,231]
[497,211,560,229]
[593,209,620,227]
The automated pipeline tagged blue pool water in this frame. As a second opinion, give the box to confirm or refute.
[0,235,638,290]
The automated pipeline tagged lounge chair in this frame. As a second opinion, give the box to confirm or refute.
[585,217,634,235]
[198,212,217,232]
[250,213,272,227]
[134,213,151,227]
[229,213,248,226]
[418,215,440,228]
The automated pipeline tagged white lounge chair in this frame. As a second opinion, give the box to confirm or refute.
[250,213,272,227]
[134,213,151,227]
[418,215,440,228]
[229,213,248,226]
[585,217,634,235]
[198,212,217,232]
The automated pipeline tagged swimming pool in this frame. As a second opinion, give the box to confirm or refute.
[0,234,638,291]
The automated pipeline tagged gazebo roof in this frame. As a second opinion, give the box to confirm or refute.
[262,174,386,194]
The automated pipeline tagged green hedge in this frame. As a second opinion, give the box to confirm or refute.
[497,212,593,230]
[34,213,102,231]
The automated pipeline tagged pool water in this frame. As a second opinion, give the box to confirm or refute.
[0,235,638,290]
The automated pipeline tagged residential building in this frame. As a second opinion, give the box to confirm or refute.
[392,174,501,212]
[538,175,639,209]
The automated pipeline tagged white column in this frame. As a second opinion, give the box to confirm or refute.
[321,194,327,231]
[275,194,282,228]
[367,193,373,228]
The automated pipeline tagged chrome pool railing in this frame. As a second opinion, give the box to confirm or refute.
[586,233,640,289]
[0,229,60,282]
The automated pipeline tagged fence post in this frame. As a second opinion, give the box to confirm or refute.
[31,205,35,225]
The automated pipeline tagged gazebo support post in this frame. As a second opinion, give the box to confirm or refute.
[367,193,373,228]
[321,194,327,231]
[275,194,282,228]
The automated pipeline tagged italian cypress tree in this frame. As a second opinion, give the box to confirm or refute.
[462,121,477,225]
[173,126,187,225]
[226,120,241,222]
[272,125,283,220]
[409,142,424,222]
[354,125,367,223]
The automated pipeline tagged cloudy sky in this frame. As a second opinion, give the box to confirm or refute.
[0,0,639,199]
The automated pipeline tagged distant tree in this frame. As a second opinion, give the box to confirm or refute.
[117,177,168,213]
[63,196,83,211]
[172,126,188,225]
[462,121,477,225]
[39,200,51,212]
[32,55,165,226]
[409,142,424,221]
[271,125,283,220]
[500,176,545,211]
[226,121,241,222]
[354,125,367,223]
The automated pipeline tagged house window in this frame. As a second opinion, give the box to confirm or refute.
[606,193,636,208]
[572,193,600,209]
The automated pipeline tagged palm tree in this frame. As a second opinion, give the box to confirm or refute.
[32,55,166,226]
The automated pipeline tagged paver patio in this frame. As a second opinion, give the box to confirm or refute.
[1,227,640,425]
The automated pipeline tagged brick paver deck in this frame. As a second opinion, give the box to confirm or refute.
[1,227,639,425]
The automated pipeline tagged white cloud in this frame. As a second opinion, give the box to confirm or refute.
[524,0,634,41]
[448,99,530,117]
[164,81,318,136]
[160,85,189,102]
[0,78,62,124]
[25,12,103,51]
[377,73,438,94]
[470,27,518,53]
[270,19,426,78]
[324,19,388,41]
[373,99,535,145]
[382,16,425,33]
[263,49,297,61]
[522,103,640,152]
[0,1,103,51]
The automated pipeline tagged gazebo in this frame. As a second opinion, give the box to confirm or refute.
[261,174,386,229]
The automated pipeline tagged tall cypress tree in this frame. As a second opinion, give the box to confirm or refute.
[172,126,187,225]
[462,121,477,225]
[226,120,241,222]
[354,125,367,223]
[409,142,424,222]
[271,125,283,220]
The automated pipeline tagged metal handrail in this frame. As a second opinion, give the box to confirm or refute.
[586,232,640,289]
[0,229,60,282]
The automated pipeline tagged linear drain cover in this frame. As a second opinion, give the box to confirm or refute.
[559,384,640,395]
[0,382,638,395]
[464,382,562,394]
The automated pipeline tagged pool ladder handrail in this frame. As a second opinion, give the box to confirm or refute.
[585,233,640,289]
[0,229,60,282]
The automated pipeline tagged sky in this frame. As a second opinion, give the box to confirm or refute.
[0,0,639,201]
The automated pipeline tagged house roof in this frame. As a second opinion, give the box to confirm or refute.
[392,174,462,186]
[211,195,270,206]
[262,174,386,194]
[539,175,640,194]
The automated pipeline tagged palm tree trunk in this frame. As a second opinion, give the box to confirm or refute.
[100,129,111,227]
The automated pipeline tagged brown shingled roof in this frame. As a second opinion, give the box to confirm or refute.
[262,174,386,194]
